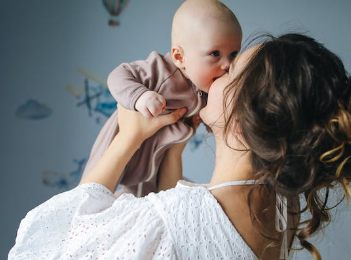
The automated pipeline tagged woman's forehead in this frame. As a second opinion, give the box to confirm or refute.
[230,45,260,75]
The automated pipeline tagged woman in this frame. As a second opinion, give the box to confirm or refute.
[9,33,351,260]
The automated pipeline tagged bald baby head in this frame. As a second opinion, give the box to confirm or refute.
[170,0,242,93]
[171,0,242,47]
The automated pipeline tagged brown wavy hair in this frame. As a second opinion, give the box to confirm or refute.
[224,33,351,259]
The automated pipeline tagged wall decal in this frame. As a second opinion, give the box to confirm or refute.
[103,0,130,26]
[66,67,117,124]
[15,99,52,120]
[42,158,87,189]
[188,133,206,151]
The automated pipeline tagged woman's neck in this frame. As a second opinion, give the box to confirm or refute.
[209,135,253,186]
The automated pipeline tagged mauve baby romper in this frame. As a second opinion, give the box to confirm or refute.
[81,52,206,197]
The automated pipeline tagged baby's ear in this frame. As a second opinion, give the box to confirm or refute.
[171,45,185,69]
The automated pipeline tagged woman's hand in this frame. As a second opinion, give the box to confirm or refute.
[118,104,187,147]
[80,105,187,192]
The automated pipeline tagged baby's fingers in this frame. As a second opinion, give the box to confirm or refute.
[148,102,165,117]
[156,95,166,111]
[139,107,154,118]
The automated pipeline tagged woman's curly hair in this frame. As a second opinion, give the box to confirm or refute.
[224,33,351,259]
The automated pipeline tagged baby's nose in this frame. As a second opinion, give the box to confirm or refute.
[221,61,230,72]
[221,57,231,71]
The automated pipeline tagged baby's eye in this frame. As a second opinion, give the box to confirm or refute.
[210,51,220,57]
[231,51,238,58]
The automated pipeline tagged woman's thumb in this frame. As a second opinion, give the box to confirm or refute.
[178,107,187,117]
[159,107,187,126]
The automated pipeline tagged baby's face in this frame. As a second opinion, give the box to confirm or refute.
[181,22,242,93]
[200,45,257,135]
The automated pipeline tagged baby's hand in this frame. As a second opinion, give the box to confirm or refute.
[135,91,166,118]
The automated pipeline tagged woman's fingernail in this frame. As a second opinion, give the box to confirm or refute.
[179,108,187,116]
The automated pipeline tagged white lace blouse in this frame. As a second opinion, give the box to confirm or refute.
[9,181,260,260]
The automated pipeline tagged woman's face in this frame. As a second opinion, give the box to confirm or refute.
[199,70,229,130]
[199,46,255,131]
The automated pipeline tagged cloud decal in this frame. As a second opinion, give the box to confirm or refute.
[16,99,52,120]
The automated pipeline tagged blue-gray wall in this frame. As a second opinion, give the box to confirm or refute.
[1,1,350,259]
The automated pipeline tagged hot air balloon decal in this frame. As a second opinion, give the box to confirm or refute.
[103,0,130,26]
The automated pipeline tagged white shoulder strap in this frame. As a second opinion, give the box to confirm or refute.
[207,180,260,191]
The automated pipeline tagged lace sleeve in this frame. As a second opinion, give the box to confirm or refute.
[9,183,177,259]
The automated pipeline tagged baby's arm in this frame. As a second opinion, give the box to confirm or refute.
[107,52,169,114]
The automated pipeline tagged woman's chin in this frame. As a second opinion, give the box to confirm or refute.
[199,108,206,122]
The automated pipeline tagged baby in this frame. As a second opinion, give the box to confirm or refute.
[81,0,242,197]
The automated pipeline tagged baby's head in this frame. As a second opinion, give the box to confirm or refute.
[171,0,242,93]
